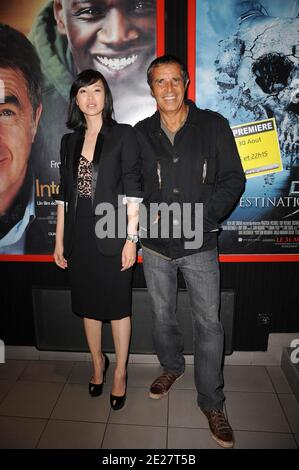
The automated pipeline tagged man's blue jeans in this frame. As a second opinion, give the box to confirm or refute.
[142,247,225,411]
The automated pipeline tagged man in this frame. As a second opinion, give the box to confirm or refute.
[0,24,42,254]
[135,55,245,448]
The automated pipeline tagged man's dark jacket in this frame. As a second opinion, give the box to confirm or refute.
[135,100,246,259]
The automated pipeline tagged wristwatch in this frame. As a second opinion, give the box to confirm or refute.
[126,234,139,243]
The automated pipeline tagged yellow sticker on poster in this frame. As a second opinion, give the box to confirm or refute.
[231,118,282,179]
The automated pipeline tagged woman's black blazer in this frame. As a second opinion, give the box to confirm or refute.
[56,122,143,258]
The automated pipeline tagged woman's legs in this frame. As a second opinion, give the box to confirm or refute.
[111,316,131,396]
[83,317,104,384]
[83,315,131,393]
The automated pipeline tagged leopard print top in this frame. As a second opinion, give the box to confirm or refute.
[77,155,93,198]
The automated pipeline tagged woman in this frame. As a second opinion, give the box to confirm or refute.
[53,69,142,411]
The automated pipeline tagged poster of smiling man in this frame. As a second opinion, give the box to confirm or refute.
[0,0,160,256]
[195,0,299,254]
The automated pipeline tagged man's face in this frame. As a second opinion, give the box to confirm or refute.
[54,0,156,82]
[150,63,188,114]
[0,68,41,202]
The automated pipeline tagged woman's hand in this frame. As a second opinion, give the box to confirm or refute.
[53,243,68,269]
[121,240,137,271]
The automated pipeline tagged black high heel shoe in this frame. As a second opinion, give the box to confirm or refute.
[110,373,128,411]
[89,354,109,397]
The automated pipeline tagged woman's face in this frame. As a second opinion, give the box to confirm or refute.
[76,80,105,118]
[54,0,156,82]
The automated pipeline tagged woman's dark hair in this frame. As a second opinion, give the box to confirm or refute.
[66,69,115,130]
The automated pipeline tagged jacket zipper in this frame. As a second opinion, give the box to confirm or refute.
[202,159,207,183]
[157,160,161,189]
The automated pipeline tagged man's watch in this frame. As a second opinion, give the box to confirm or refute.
[126,234,139,243]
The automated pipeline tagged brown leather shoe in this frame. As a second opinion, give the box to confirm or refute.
[203,409,234,448]
[149,372,184,399]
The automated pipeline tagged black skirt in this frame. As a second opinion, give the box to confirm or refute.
[68,197,132,320]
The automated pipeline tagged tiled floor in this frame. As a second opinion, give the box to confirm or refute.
[0,359,298,449]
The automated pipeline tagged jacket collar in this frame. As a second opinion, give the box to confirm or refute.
[28,2,74,100]
[148,99,198,136]
[71,121,115,208]
[72,120,115,139]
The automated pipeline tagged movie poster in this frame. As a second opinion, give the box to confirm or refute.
[0,0,158,255]
[196,0,299,254]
